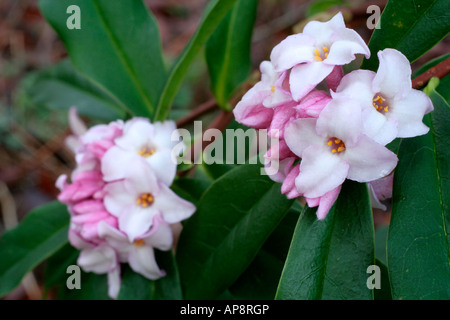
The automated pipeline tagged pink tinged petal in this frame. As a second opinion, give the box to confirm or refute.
[302,11,346,44]
[154,183,196,224]
[151,121,178,149]
[72,170,103,182]
[265,156,295,183]
[343,135,398,182]
[145,148,177,186]
[281,164,301,199]
[77,245,117,274]
[390,90,433,138]
[141,215,173,251]
[119,206,159,242]
[101,146,137,182]
[284,118,324,157]
[295,90,331,118]
[368,184,387,211]
[233,99,274,129]
[71,182,104,202]
[260,60,278,84]
[55,174,68,191]
[123,159,159,195]
[325,66,344,92]
[104,181,135,217]
[296,145,349,198]
[72,200,105,214]
[115,119,153,151]
[269,105,296,138]
[373,49,412,100]
[107,265,121,299]
[333,69,376,100]
[68,229,93,250]
[128,245,165,280]
[71,211,110,224]
[306,185,341,220]
[289,62,334,101]
[316,97,362,147]
[270,34,316,72]
[370,173,393,201]
[325,28,370,65]
[65,135,81,153]
[362,108,398,146]
[98,221,131,254]
[69,107,87,136]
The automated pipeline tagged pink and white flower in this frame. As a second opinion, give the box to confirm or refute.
[104,158,196,242]
[333,49,433,145]
[270,12,370,101]
[284,97,398,198]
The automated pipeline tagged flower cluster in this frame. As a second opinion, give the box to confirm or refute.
[56,108,196,299]
[234,12,433,219]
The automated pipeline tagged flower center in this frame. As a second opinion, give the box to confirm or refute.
[134,239,145,247]
[314,47,329,62]
[136,193,154,208]
[271,85,276,93]
[328,137,346,154]
[137,146,155,158]
[372,94,389,114]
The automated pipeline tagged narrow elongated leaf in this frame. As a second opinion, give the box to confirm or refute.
[388,84,450,299]
[176,163,294,299]
[44,243,79,291]
[154,0,238,121]
[362,0,450,71]
[39,0,166,117]
[0,201,70,297]
[205,0,258,109]
[23,60,126,121]
[276,181,375,300]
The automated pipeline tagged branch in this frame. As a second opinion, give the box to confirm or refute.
[412,57,450,89]
[176,98,218,128]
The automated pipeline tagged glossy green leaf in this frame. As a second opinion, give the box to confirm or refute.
[276,181,375,300]
[228,208,300,299]
[39,0,166,117]
[176,163,294,299]
[362,0,450,71]
[0,201,70,297]
[44,243,79,291]
[306,0,349,18]
[374,259,392,300]
[388,83,450,299]
[23,60,126,121]
[118,251,182,300]
[154,0,238,121]
[205,0,258,109]
[57,271,111,300]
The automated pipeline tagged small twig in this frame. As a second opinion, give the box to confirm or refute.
[176,98,218,128]
[412,57,450,89]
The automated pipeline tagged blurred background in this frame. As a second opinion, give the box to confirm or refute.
[0,0,448,299]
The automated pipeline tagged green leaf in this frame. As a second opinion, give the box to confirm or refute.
[388,85,450,299]
[412,53,450,79]
[276,180,375,300]
[171,177,212,206]
[154,0,238,121]
[23,60,126,121]
[205,0,258,109]
[362,0,450,71]
[176,163,294,299]
[39,0,166,117]
[118,250,182,300]
[0,201,70,297]
[58,271,111,300]
[44,243,79,291]
[374,259,393,300]
[228,208,300,299]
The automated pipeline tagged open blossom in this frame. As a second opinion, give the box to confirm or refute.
[104,158,196,242]
[102,118,180,186]
[233,60,294,129]
[270,12,370,101]
[333,48,433,145]
[56,109,196,298]
[284,97,398,199]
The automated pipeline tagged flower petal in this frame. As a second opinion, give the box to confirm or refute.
[285,118,324,157]
[344,135,398,182]
[325,28,370,65]
[145,148,177,186]
[306,185,341,220]
[296,145,349,198]
[119,206,159,242]
[270,34,316,72]
[141,215,173,251]
[77,245,117,274]
[154,183,196,224]
[373,49,412,100]
[333,69,375,101]
[303,12,346,44]
[128,245,165,280]
[107,265,121,299]
[391,89,433,138]
[289,62,334,101]
[103,181,134,217]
